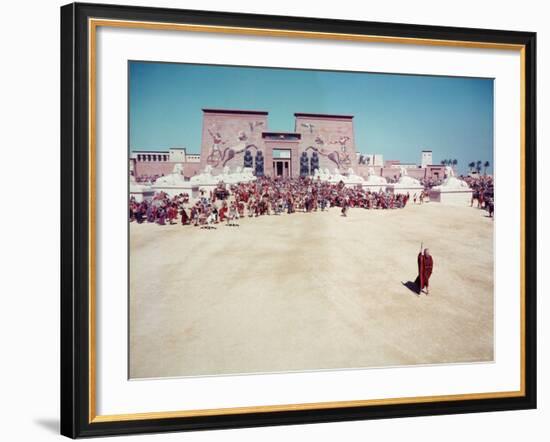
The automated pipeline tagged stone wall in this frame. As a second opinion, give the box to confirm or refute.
[133,161,203,180]
[134,161,175,178]
[294,114,358,173]
[200,109,268,174]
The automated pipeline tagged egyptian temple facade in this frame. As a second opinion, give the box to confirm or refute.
[198,109,360,179]
[130,108,448,181]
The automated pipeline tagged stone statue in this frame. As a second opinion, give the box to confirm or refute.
[255,151,264,177]
[310,151,319,173]
[300,152,309,177]
[243,149,253,168]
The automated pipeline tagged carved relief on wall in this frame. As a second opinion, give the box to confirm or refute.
[205,120,264,168]
[303,129,353,170]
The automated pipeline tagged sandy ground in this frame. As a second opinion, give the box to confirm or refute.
[129,203,494,379]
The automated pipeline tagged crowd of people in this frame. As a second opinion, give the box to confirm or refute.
[128,172,495,227]
[128,177,412,227]
[465,175,495,217]
[134,174,163,184]
[420,177,444,189]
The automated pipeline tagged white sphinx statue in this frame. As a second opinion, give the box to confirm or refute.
[189,164,257,186]
[129,174,154,202]
[218,165,256,184]
[129,174,150,192]
[345,168,365,183]
[433,166,469,190]
[428,165,472,205]
[365,167,387,184]
[313,167,364,185]
[361,166,387,192]
[330,168,346,183]
[189,165,219,185]
[397,166,421,185]
[153,163,187,186]
[313,168,330,181]
[392,166,422,191]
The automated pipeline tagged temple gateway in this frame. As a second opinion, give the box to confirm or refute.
[200,109,358,178]
[131,108,448,183]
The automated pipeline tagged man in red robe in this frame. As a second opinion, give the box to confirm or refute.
[415,248,434,295]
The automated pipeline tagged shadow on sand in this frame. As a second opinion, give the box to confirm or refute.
[402,280,420,296]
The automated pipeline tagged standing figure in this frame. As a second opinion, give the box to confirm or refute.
[207,129,225,166]
[310,151,319,174]
[415,247,434,295]
[300,152,309,177]
[181,206,189,225]
[243,149,253,168]
[255,151,265,177]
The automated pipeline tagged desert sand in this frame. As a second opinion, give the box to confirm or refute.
[129,203,493,379]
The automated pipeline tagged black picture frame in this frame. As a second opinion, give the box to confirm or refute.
[61,2,537,438]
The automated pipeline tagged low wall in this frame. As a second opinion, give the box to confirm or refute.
[134,161,203,180]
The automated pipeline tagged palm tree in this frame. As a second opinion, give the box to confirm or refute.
[484,160,490,175]
[468,161,476,172]
[476,161,482,174]
[452,159,458,170]
[441,159,447,165]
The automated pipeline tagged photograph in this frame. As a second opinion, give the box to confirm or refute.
[55,1,538,438]
[128,61,495,379]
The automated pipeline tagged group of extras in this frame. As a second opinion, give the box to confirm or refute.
[128,177,416,228]
[466,175,495,217]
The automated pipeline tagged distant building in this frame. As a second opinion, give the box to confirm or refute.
[168,147,186,162]
[390,163,417,169]
[421,150,433,168]
[358,153,383,166]
[384,160,401,168]
[129,147,202,178]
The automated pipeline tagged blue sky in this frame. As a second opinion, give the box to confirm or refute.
[129,61,493,174]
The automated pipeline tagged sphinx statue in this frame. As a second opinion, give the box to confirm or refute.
[434,167,469,190]
[154,163,187,186]
[445,165,455,178]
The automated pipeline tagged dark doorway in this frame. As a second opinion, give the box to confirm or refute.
[273,160,290,177]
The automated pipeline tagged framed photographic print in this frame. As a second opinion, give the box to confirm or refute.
[60,2,537,438]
